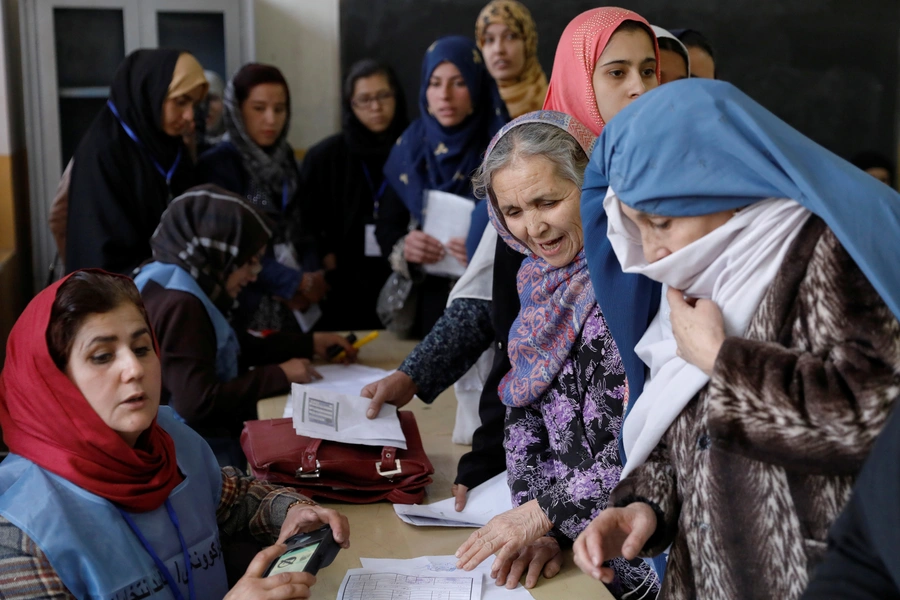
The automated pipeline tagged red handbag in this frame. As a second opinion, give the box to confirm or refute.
[240,411,434,504]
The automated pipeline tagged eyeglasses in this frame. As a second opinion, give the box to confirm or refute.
[351,91,395,109]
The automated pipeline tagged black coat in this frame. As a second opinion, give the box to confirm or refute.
[66,49,194,275]
[299,133,392,331]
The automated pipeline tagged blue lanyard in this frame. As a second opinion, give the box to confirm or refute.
[282,179,290,211]
[107,100,182,187]
[361,162,388,219]
[118,500,196,600]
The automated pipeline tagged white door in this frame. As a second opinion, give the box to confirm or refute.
[23,0,140,287]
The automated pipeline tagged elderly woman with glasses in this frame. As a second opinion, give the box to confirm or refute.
[134,185,356,466]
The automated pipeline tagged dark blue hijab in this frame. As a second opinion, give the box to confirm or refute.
[383,36,509,222]
[582,78,900,410]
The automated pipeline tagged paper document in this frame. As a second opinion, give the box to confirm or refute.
[359,556,534,599]
[395,471,512,527]
[422,190,473,278]
[273,242,321,332]
[281,364,393,418]
[337,567,482,600]
[290,384,407,449]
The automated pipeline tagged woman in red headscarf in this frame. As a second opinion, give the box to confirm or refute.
[543,7,659,136]
[0,270,349,599]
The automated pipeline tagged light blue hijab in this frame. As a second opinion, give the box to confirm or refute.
[582,78,900,418]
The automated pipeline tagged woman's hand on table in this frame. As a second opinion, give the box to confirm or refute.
[404,231,444,264]
[451,483,468,511]
[276,502,351,548]
[455,499,553,572]
[279,358,322,383]
[446,237,468,267]
[362,371,418,418]
[572,502,657,584]
[667,287,726,376]
[313,333,358,363]
[492,536,562,589]
[224,543,316,599]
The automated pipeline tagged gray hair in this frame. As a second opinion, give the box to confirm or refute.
[472,123,590,212]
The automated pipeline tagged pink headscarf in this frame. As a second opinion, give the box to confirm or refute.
[543,7,659,135]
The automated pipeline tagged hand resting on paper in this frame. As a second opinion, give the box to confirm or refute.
[312,333,358,363]
[404,231,444,264]
[223,543,316,599]
[451,483,468,511]
[572,502,657,584]
[279,358,322,384]
[455,499,557,589]
[445,237,468,267]
[276,502,351,548]
[362,371,418,418]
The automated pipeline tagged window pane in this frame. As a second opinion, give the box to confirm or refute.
[157,11,226,78]
[54,8,125,88]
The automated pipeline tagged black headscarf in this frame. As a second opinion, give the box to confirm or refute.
[66,49,197,275]
[148,184,272,314]
[341,60,409,157]
[108,48,183,170]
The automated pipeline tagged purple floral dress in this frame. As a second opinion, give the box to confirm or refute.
[504,307,658,598]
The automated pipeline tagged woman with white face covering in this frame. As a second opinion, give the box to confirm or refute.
[573,78,900,600]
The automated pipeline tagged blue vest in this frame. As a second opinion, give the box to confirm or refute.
[135,262,240,382]
[0,407,229,599]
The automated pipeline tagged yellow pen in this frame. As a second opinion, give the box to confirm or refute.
[331,331,379,362]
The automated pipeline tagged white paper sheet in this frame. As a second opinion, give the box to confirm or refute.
[358,556,534,599]
[281,364,394,418]
[290,384,407,449]
[422,190,473,279]
[337,567,482,600]
[394,472,513,527]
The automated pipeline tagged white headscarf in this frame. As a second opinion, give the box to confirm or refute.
[604,188,811,477]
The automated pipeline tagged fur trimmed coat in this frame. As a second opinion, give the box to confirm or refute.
[611,216,900,600]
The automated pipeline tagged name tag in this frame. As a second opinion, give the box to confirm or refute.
[365,224,382,257]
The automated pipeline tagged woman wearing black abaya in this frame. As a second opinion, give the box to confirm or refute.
[299,60,409,331]
[66,49,208,275]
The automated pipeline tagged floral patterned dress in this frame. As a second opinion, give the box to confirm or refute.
[504,306,658,598]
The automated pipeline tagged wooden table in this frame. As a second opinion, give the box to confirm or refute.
[257,331,614,599]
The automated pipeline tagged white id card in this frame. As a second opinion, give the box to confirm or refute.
[364,224,382,257]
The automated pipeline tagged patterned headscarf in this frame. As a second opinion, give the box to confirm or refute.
[383,36,509,222]
[543,7,659,135]
[146,185,272,315]
[223,64,297,210]
[482,111,598,407]
[475,0,549,118]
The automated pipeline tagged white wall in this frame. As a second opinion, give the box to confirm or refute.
[254,0,341,151]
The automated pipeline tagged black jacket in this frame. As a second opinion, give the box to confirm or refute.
[66,49,194,274]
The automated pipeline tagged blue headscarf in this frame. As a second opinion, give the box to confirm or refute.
[582,78,900,408]
[383,36,509,222]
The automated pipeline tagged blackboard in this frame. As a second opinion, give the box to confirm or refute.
[340,0,900,161]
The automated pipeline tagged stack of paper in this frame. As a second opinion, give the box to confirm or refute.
[281,364,394,418]
[422,190,473,278]
[394,472,512,527]
[290,384,407,449]
[349,555,535,599]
